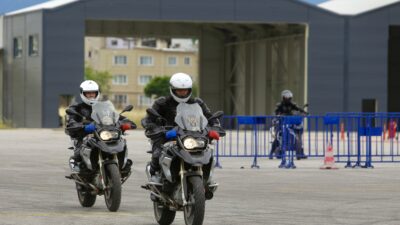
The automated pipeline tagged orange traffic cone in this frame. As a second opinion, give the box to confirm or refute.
[320,143,338,169]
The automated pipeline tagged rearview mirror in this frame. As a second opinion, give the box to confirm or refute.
[121,105,134,114]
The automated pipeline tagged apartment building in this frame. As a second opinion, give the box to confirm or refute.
[85,37,198,108]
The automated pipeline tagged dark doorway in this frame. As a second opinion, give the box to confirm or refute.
[362,99,377,127]
[388,26,400,112]
[362,99,377,113]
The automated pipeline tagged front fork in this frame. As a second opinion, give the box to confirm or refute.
[99,153,119,190]
[180,160,203,206]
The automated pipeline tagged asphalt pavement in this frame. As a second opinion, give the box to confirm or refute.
[0,129,399,225]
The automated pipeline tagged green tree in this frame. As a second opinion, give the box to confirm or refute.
[144,75,199,98]
[192,84,198,97]
[84,66,112,96]
[144,76,170,98]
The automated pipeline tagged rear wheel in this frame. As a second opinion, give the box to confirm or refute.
[104,163,122,212]
[184,176,205,225]
[153,200,176,225]
[76,183,96,207]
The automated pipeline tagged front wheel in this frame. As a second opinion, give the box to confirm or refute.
[153,200,176,225]
[104,163,122,212]
[184,176,205,225]
[76,183,96,207]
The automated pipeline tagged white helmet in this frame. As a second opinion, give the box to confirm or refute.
[169,73,193,103]
[80,80,100,105]
[281,90,293,103]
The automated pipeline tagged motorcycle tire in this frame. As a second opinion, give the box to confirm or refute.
[104,163,122,212]
[76,183,96,207]
[153,200,176,225]
[184,176,205,225]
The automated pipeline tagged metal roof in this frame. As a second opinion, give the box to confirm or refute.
[5,0,79,16]
[319,0,400,16]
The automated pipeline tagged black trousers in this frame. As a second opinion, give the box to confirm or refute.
[150,136,166,174]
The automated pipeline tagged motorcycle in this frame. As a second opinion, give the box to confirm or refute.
[269,105,308,161]
[65,100,136,212]
[142,102,225,225]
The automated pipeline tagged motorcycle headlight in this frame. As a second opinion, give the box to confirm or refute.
[99,130,119,141]
[183,137,206,150]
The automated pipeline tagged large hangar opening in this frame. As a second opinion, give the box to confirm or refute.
[221,24,307,115]
[388,26,400,112]
[84,36,200,110]
[85,20,308,116]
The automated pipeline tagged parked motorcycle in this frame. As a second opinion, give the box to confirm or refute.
[269,105,308,160]
[142,102,225,225]
[65,100,135,212]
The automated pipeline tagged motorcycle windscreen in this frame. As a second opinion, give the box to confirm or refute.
[175,103,208,131]
[91,100,119,125]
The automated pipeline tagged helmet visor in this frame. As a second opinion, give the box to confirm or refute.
[172,88,192,99]
[283,97,292,104]
[83,91,99,99]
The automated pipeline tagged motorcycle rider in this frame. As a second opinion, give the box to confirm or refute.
[270,90,308,159]
[65,80,135,165]
[275,90,306,116]
[141,73,221,184]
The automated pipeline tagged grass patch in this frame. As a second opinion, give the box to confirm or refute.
[121,107,146,129]
[0,119,12,129]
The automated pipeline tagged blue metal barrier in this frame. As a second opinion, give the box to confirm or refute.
[217,113,400,169]
[279,116,304,169]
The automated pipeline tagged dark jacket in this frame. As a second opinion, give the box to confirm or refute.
[65,102,93,139]
[274,101,306,116]
[141,96,218,138]
[65,102,133,139]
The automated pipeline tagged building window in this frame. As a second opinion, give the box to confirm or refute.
[138,95,153,106]
[114,94,128,105]
[111,40,118,46]
[113,74,128,85]
[167,56,177,66]
[114,55,127,65]
[141,38,156,48]
[13,37,23,58]
[184,57,191,65]
[139,56,153,66]
[28,35,39,56]
[138,75,152,86]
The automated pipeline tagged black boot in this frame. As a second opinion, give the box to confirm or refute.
[149,157,162,185]
[72,141,83,162]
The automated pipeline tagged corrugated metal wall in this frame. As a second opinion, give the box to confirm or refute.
[3,12,43,127]
[7,0,400,127]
